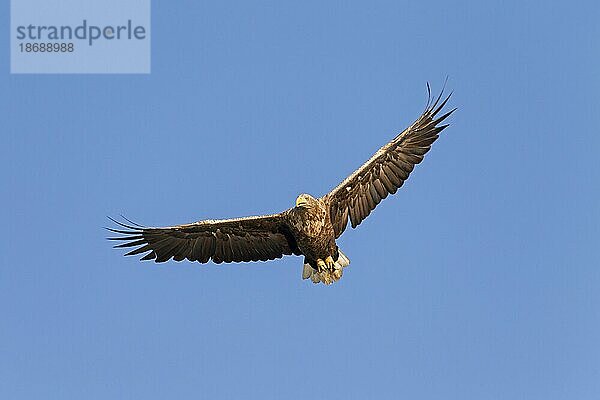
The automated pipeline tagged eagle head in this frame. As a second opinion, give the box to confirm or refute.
[295,193,317,209]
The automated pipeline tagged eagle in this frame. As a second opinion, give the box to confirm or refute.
[108,86,454,285]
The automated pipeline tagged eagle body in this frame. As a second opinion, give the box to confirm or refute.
[285,194,336,262]
[108,86,455,285]
[283,194,346,283]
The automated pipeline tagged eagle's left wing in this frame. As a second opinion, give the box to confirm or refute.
[325,87,455,238]
[107,213,300,264]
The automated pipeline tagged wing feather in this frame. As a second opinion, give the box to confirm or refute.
[326,86,455,237]
[108,213,300,264]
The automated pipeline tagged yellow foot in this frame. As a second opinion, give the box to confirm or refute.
[316,258,326,271]
[312,256,345,285]
[325,256,335,269]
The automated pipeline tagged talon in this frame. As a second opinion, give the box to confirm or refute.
[316,258,326,271]
[325,256,335,269]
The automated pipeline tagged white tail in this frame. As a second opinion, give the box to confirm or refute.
[336,250,350,268]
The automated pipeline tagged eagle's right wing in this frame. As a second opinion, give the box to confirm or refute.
[107,213,300,264]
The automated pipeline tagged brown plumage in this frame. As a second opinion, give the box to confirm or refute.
[108,85,455,285]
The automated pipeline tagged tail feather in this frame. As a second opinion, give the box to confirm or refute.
[336,250,350,268]
[302,263,313,279]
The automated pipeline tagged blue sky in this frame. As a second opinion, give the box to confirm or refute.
[1,1,599,399]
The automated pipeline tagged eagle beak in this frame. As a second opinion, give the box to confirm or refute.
[296,196,308,208]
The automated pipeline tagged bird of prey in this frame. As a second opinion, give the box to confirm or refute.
[108,85,454,285]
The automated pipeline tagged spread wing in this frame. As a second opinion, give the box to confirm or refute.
[326,86,455,238]
[107,213,300,264]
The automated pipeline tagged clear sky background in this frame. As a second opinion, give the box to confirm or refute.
[1,1,599,399]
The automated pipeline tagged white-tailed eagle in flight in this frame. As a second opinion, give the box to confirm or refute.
[108,85,455,285]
